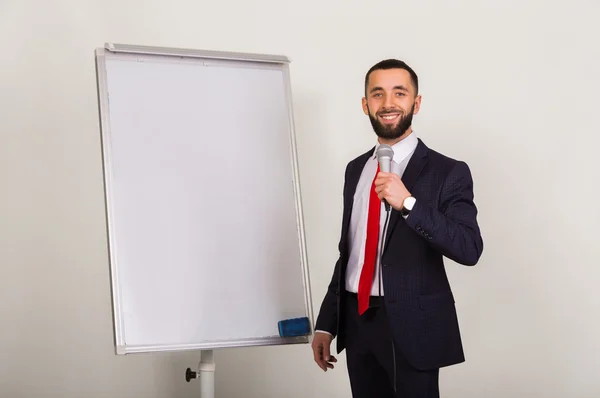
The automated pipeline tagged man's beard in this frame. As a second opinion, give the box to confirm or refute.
[368,103,415,140]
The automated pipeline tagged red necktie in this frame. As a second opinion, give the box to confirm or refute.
[357,164,381,315]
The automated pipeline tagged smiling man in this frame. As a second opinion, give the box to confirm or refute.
[311,59,484,397]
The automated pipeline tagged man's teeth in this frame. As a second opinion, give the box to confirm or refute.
[381,114,398,120]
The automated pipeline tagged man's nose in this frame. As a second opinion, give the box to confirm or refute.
[383,94,395,109]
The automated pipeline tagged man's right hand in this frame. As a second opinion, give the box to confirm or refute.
[311,331,337,371]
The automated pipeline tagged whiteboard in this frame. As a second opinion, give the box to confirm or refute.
[94,43,313,354]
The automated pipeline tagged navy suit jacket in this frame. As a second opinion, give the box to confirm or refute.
[314,138,484,371]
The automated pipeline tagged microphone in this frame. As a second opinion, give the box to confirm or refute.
[376,144,394,211]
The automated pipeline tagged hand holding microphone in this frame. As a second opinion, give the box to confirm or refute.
[375,144,411,211]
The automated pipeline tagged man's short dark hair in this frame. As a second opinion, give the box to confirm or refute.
[364,59,419,96]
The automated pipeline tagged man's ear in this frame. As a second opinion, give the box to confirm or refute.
[413,95,422,115]
[362,97,368,115]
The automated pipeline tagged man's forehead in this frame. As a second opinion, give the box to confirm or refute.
[368,69,412,88]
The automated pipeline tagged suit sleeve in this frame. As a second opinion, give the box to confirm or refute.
[405,160,484,266]
[314,162,352,336]
[314,257,341,336]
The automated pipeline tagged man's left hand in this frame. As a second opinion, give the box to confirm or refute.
[374,172,411,211]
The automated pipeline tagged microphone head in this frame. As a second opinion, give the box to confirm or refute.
[376,144,394,173]
[376,144,394,161]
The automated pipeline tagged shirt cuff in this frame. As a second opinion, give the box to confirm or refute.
[314,330,333,336]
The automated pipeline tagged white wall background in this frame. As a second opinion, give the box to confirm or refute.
[2,0,599,397]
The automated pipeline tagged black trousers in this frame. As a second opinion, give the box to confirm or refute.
[343,292,440,398]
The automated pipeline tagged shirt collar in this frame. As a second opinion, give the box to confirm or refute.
[373,131,419,163]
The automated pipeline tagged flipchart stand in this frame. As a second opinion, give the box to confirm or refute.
[185,350,215,398]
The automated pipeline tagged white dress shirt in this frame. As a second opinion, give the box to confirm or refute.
[345,132,419,296]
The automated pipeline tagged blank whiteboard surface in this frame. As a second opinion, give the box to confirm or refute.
[95,44,312,354]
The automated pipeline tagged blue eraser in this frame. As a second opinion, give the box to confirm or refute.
[278,317,311,337]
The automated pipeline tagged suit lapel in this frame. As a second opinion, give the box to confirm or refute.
[384,139,429,249]
[341,148,373,255]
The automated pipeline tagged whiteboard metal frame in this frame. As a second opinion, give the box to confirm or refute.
[94,43,314,355]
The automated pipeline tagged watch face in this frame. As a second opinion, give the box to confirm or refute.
[401,197,415,217]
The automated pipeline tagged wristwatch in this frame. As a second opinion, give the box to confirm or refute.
[400,196,416,217]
